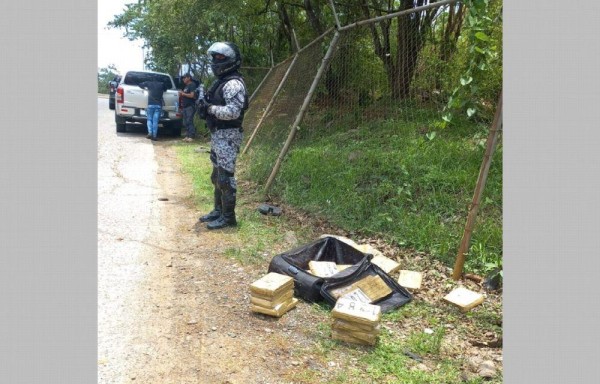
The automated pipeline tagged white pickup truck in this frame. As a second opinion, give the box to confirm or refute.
[114,70,182,136]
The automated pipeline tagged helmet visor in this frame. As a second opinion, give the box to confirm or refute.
[207,42,236,60]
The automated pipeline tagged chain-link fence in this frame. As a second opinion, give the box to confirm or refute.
[238,0,502,268]
[239,66,272,100]
[241,58,295,145]
[242,0,500,194]
[242,30,335,184]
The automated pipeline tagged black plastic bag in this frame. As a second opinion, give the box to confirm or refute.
[268,236,412,312]
[268,236,370,302]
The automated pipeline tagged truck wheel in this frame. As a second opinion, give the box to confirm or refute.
[115,114,127,133]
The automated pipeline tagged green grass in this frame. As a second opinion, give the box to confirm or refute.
[176,140,502,383]
[299,301,502,384]
[242,105,502,273]
[300,300,502,384]
[405,327,445,355]
[176,142,315,265]
[351,332,479,384]
[384,301,441,324]
[176,143,216,212]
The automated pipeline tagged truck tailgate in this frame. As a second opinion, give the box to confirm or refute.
[162,90,179,112]
[123,88,178,111]
[123,86,149,108]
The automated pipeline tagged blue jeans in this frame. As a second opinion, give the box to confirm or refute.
[182,105,196,138]
[146,104,162,137]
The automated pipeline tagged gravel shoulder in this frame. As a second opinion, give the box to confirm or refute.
[110,143,312,384]
[99,128,502,383]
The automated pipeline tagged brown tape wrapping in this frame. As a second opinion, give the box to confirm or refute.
[250,272,294,297]
[250,290,294,308]
[250,298,299,317]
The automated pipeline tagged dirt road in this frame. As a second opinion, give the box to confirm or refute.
[97,97,502,383]
[97,98,310,383]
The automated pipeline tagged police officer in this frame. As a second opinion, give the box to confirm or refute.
[197,42,248,230]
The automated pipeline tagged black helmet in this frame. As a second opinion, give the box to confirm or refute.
[207,42,241,77]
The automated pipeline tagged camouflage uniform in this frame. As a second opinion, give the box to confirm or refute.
[208,77,246,176]
[210,128,243,188]
[199,74,247,229]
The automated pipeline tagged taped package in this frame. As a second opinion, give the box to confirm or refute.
[330,274,392,303]
[308,261,340,278]
[331,297,381,346]
[250,272,297,317]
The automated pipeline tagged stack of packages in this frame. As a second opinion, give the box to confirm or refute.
[331,297,382,346]
[250,272,298,317]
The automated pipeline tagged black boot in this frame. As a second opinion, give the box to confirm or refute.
[199,187,222,223]
[207,185,237,230]
[206,210,237,230]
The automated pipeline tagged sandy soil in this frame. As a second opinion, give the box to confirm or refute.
[97,98,502,383]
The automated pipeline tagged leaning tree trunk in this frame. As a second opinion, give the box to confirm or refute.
[440,2,465,63]
[276,1,294,54]
[360,1,397,98]
[393,13,423,100]
[303,0,325,35]
[323,39,355,100]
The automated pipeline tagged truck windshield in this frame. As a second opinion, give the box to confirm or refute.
[123,72,173,89]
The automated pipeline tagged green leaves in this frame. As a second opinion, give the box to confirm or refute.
[426,131,437,141]
[97,65,119,93]
[460,76,473,86]
[442,0,502,123]
[108,0,286,72]
[475,31,490,41]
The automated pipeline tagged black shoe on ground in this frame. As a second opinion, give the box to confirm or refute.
[206,215,237,230]
[199,210,221,223]
[151,136,158,141]
[146,134,152,139]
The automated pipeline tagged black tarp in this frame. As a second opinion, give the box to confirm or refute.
[268,236,412,312]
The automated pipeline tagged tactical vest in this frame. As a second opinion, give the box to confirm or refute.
[206,72,248,131]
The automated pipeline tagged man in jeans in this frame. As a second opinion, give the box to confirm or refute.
[178,73,197,142]
[139,79,168,141]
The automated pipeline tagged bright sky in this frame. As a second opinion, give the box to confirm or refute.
[98,1,145,73]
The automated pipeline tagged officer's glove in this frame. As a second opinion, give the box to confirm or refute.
[196,99,212,120]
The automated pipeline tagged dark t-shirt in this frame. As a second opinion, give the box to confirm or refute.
[182,82,197,108]
[139,81,168,106]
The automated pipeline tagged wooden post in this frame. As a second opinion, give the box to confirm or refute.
[263,30,342,196]
[452,91,503,280]
[327,0,342,30]
[291,28,301,53]
[338,0,457,31]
